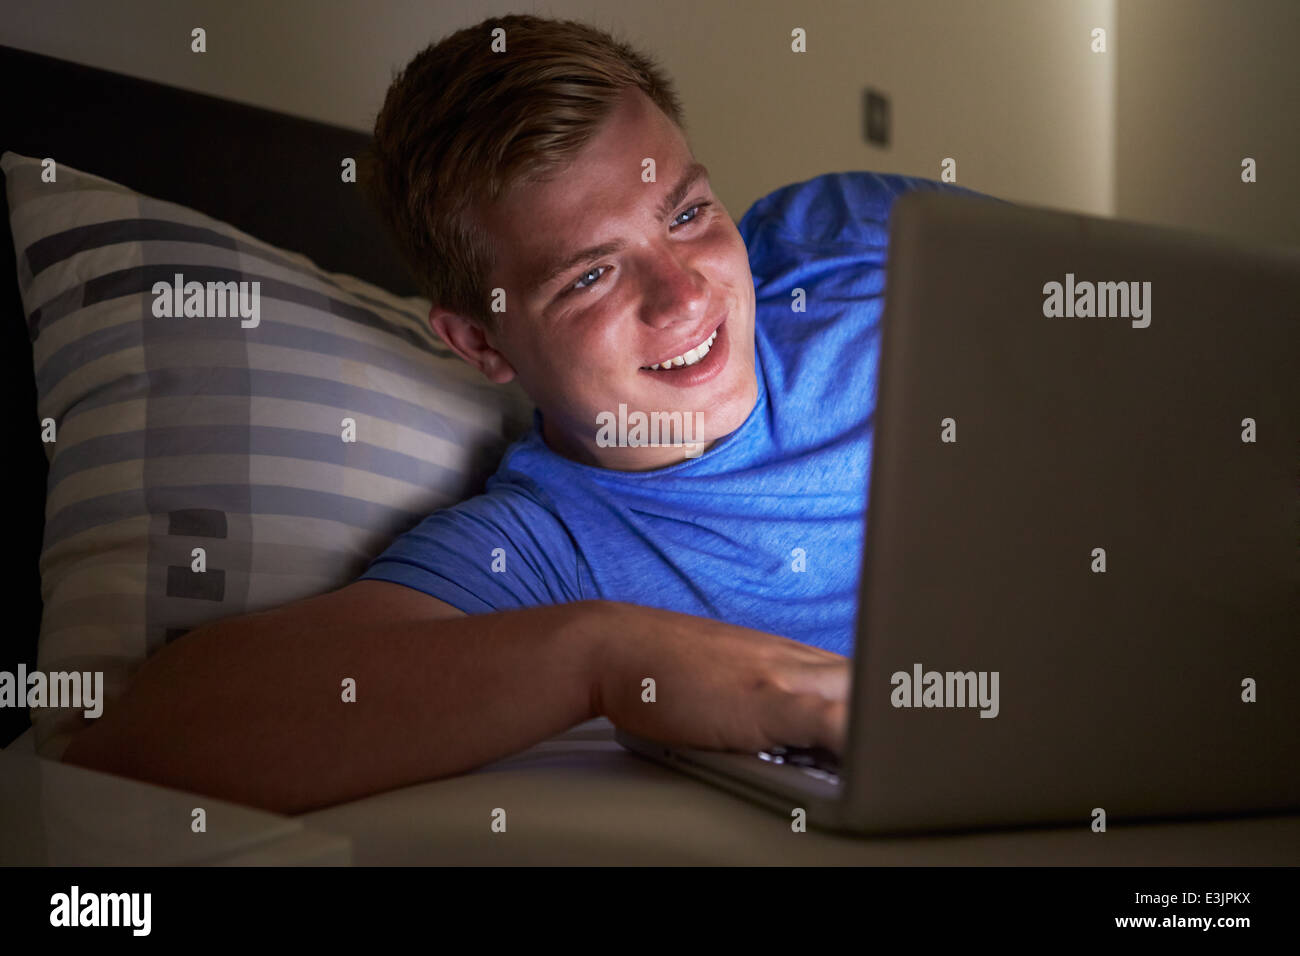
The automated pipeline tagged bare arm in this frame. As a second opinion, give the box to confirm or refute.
[62,581,603,815]
[63,582,849,816]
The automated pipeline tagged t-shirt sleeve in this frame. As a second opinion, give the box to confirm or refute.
[737,170,1001,274]
[357,483,584,613]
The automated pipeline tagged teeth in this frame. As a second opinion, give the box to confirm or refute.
[645,330,717,370]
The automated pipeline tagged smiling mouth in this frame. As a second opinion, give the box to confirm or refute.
[639,328,719,371]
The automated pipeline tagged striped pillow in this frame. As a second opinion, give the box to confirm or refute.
[2,151,534,760]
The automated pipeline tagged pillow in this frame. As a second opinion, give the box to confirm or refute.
[2,151,534,760]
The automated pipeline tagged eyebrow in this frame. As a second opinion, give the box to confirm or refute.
[532,161,710,294]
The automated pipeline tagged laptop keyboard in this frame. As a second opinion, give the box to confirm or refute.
[757,745,842,784]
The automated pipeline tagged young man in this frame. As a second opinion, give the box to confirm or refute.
[62,15,962,815]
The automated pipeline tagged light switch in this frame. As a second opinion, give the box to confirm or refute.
[864,88,890,147]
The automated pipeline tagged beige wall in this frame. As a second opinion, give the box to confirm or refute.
[1115,0,1299,247]
[2,0,1115,221]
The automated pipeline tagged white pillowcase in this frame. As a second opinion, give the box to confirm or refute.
[3,151,533,759]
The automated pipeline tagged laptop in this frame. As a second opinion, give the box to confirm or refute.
[616,191,1300,834]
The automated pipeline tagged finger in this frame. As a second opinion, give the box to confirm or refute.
[821,698,849,755]
[758,689,840,751]
[774,661,851,699]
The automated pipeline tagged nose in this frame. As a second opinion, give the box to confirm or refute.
[639,248,711,331]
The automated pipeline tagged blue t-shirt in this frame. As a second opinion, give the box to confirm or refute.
[359,171,988,654]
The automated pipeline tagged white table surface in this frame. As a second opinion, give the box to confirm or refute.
[0,743,349,866]
[7,718,1297,865]
[299,717,1300,865]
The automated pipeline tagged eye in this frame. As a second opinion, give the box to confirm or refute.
[571,264,608,292]
[671,202,711,228]
[565,201,714,296]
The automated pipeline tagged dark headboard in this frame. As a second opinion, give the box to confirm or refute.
[0,44,417,746]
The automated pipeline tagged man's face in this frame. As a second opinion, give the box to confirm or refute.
[430,87,758,471]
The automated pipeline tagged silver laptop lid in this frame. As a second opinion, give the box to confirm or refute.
[842,192,1300,832]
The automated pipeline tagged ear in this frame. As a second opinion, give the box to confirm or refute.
[429,306,517,384]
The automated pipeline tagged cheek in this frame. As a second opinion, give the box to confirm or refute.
[713,222,751,277]
[546,330,624,388]
[581,319,631,366]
